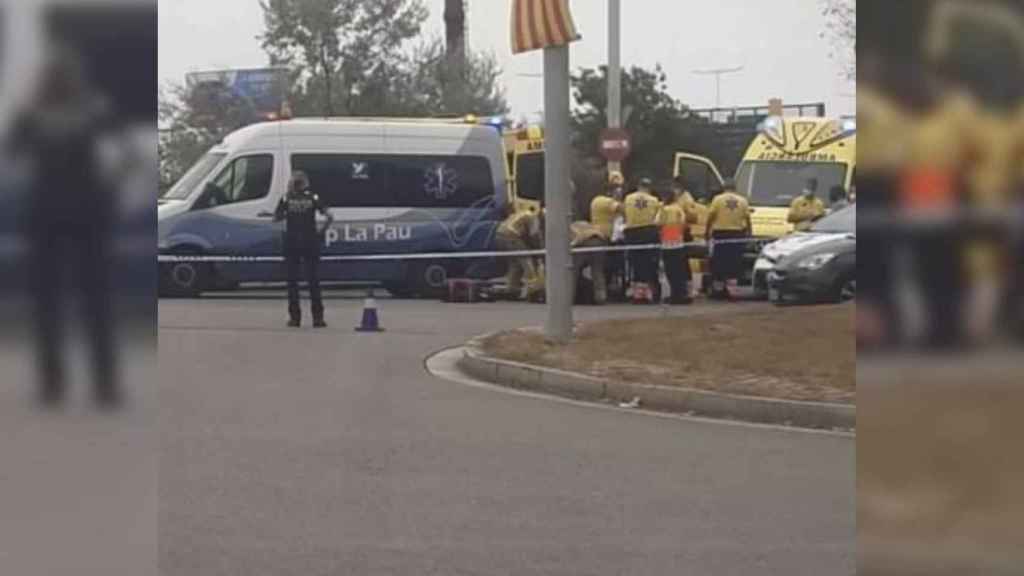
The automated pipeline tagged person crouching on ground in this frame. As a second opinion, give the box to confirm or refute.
[570,221,610,305]
[495,207,544,300]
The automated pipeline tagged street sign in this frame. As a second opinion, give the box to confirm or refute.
[599,128,631,162]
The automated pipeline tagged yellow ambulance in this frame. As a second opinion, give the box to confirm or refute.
[674,116,857,286]
[502,125,545,214]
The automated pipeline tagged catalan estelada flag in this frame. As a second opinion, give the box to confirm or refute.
[511,0,581,54]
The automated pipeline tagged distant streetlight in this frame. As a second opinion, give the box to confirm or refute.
[692,66,744,108]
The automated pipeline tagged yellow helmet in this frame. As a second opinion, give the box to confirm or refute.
[608,171,625,186]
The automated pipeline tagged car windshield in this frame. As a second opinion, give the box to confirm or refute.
[736,161,848,208]
[162,152,226,200]
[811,205,856,233]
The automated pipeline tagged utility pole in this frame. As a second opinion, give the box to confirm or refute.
[543,45,573,344]
[444,0,467,112]
[692,66,743,108]
[607,0,622,175]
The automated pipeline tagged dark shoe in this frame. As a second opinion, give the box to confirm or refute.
[37,385,65,410]
[288,319,301,328]
[95,387,123,411]
[313,319,327,328]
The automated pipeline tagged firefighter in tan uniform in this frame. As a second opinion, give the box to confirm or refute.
[496,208,544,300]
[623,178,663,303]
[787,178,827,232]
[705,179,752,300]
[856,84,911,347]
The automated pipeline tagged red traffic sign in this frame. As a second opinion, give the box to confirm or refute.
[599,128,632,162]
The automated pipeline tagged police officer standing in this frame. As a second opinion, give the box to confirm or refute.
[705,178,752,300]
[275,171,333,327]
[623,177,663,303]
[788,177,826,231]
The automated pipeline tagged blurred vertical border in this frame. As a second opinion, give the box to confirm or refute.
[858,1,1024,575]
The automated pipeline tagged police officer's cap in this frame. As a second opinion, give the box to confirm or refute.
[639,177,653,188]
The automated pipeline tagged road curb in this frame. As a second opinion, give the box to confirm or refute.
[460,335,855,432]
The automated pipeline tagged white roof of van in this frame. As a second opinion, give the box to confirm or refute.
[219,118,500,150]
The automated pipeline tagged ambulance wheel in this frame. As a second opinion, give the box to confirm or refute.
[159,249,208,298]
[411,262,450,299]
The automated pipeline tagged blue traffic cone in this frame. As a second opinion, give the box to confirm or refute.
[355,289,384,332]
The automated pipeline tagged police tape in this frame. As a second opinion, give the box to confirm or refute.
[156,238,762,263]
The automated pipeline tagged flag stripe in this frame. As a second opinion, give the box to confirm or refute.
[540,0,559,46]
[555,0,576,41]
[511,0,579,54]
[527,0,544,52]
[518,0,532,52]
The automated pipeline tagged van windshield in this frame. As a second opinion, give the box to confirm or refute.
[515,152,545,201]
[735,161,847,208]
[163,152,226,200]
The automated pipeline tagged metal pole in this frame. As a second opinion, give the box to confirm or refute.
[692,66,743,109]
[607,0,622,175]
[543,45,573,344]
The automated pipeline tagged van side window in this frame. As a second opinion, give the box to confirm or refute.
[202,154,274,208]
[291,154,495,209]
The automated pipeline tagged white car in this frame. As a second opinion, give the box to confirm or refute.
[753,206,856,297]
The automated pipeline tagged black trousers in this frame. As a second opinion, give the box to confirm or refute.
[624,226,660,291]
[662,246,690,302]
[30,220,116,402]
[286,243,324,322]
[710,230,746,283]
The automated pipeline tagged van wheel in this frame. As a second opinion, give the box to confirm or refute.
[160,250,208,298]
[411,262,450,299]
[383,282,415,299]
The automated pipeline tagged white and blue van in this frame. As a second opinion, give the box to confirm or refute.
[158,118,509,297]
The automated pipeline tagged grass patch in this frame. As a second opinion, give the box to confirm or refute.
[481,304,855,403]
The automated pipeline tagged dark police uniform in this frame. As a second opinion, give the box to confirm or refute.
[275,186,330,325]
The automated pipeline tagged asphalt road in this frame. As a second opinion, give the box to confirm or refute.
[154,291,853,576]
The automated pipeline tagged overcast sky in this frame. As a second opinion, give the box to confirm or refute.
[159,0,854,118]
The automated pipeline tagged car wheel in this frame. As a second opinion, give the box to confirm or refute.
[833,276,856,303]
[160,250,208,298]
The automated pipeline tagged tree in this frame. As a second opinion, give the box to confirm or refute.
[390,37,508,117]
[158,82,256,193]
[259,0,429,116]
[571,65,716,185]
[821,0,855,81]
